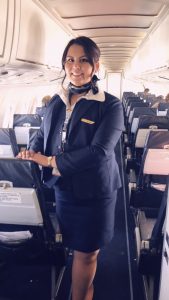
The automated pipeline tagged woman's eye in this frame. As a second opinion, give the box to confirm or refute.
[65,58,74,64]
[65,57,89,64]
[80,58,89,63]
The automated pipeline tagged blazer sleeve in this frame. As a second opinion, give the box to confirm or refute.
[29,121,44,153]
[56,97,124,176]
[28,95,60,153]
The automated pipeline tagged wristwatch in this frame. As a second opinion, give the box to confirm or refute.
[47,156,53,168]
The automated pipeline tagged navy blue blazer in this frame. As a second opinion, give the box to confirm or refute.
[30,91,124,200]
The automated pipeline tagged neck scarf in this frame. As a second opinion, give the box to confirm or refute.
[68,75,99,100]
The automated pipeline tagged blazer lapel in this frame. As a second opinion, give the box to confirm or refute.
[68,99,95,135]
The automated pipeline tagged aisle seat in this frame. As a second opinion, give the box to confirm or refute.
[135,180,169,276]
[127,119,169,175]
[0,158,66,298]
[130,131,169,209]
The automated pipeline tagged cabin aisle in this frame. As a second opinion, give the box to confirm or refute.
[56,140,146,300]
[93,139,145,300]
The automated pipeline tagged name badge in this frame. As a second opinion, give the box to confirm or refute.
[81,118,95,124]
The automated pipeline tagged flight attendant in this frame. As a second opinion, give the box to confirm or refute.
[18,36,124,300]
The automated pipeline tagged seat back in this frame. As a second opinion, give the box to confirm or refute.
[137,115,169,131]
[143,149,169,175]
[13,114,42,127]
[157,110,168,116]
[0,159,66,300]
[134,115,169,150]
[13,114,42,148]
[136,181,169,275]
[0,158,62,241]
[127,100,147,118]
[158,103,169,111]
[35,106,46,118]
[135,129,168,149]
[145,130,169,149]
[137,131,169,189]
[124,96,140,111]
[130,108,157,134]
[0,159,45,226]
[0,128,19,158]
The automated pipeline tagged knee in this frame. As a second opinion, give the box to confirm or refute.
[74,250,99,265]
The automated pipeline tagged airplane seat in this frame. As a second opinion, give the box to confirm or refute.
[122,94,135,108]
[13,114,42,151]
[130,107,157,136]
[122,92,135,103]
[127,114,169,172]
[130,184,164,210]
[0,128,19,158]
[132,115,169,165]
[0,158,66,296]
[125,108,157,172]
[123,97,142,131]
[135,177,169,276]
[126,100,149,133]
[13,113,42,127]
[128,107,157,151]
[158,102,169,111]
[157,110,168,116]
[35,106,46,118]
[137,92,145,98]
[130,130,169,209]
[156,102,169,116]
[144,130,169,150]
[127,100,148,113]
[145,95,156,105]
[125,96,141,109]
[126,100,145,121]
[124,104,152,154]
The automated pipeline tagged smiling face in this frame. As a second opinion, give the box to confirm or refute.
[64,44,99,87]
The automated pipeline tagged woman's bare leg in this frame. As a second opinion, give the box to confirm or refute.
[71,250,99,300]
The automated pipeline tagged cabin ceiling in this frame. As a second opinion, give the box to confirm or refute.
[37,0,169,74]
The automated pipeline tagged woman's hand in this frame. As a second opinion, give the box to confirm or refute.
[17,150,35,160]
[17,150,49,167]
[17,151,60,173]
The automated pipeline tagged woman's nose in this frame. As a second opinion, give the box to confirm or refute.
[72,61,81,69]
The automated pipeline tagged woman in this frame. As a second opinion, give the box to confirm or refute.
[18,36,124,300]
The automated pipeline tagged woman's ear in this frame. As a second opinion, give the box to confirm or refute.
[95,61,100,73]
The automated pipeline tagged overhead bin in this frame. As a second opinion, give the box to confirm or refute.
[0,0,71,71]
[125,9,169,82]
[0,0,15,66]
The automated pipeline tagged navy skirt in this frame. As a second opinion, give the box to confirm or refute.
[54,185,117,252]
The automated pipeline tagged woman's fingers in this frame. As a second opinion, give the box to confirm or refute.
[17,150,34,159]
[17,151,48,167]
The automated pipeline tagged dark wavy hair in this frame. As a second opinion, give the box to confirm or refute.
[61,36,100,85]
